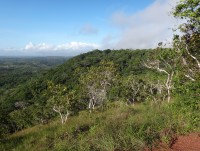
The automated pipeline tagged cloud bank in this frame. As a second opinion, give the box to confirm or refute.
[22,41,99,56]
[0,41,99,56]
[107,0,180,49]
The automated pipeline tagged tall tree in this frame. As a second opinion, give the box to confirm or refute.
[173,0,200,81]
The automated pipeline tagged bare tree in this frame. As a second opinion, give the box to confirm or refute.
[80,61,116,112]
[125,76,143,105]
[175,39,200,81]
[144,48,178,103]
[144,61,174,103]
[87,86,107,111]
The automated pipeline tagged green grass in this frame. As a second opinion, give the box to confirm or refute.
[0,99,199,151]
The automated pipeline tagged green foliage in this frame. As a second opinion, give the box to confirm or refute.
[173,0,200,81]
[121,75,148,103]
[46,81,68,108]
[46,81,75,124]
[79,61,117,110]
[0,47,199,151]
[9,106,37,131]
[0,57,69,136]
[173,0,200,29]
[0,56,69,89]
[1,46,199,137]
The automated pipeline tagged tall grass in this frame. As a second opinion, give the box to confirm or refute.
[0,99,199,151]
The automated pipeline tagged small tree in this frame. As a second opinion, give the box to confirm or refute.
[123,76,147,105]
[79,61,116,111]
[47,81,73,124]
[123,75,165,105]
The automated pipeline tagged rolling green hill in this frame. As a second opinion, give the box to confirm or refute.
[0,49,152,134]
[0,49,199,150]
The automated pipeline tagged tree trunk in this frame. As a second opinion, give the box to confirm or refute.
[53,106,69,124]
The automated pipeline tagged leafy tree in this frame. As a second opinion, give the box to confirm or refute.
[123,76,146,105]
[173,0,200,81]
[79,61,117,111]
[47,81,72,124]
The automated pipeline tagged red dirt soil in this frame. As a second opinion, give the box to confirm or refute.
[148,133,200,151]
[171,133,200,151]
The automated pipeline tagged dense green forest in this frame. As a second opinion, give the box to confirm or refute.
[0,56,70,89]
[0,0,199,150]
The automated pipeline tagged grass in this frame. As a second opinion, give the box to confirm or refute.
[0,99,199,151]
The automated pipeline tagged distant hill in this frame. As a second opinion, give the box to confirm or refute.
[0,56,70,89]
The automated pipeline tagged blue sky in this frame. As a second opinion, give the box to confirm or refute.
[0,0,178,56]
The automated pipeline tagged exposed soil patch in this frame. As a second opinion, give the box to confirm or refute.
[148,133,200,151]
[171,133,200,151]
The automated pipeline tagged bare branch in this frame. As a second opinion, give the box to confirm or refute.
[185,44,200,71]
[144,61,169,75]
[185,74,196,81]
[53,106,60,113]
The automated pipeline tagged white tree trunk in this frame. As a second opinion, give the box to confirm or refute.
[144,62,174,102]
[186,45,200,72]
[53,106,69,124]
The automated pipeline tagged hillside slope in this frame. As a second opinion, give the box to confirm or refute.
[0,49,153,135]
[0,49,199,150]
[1,101,199,151]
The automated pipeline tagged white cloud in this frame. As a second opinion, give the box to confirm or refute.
[110,0,180,49]
[79,24,98,35]
[22,41,99,56]
[55,41,99,51]
[24,42,53,52]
